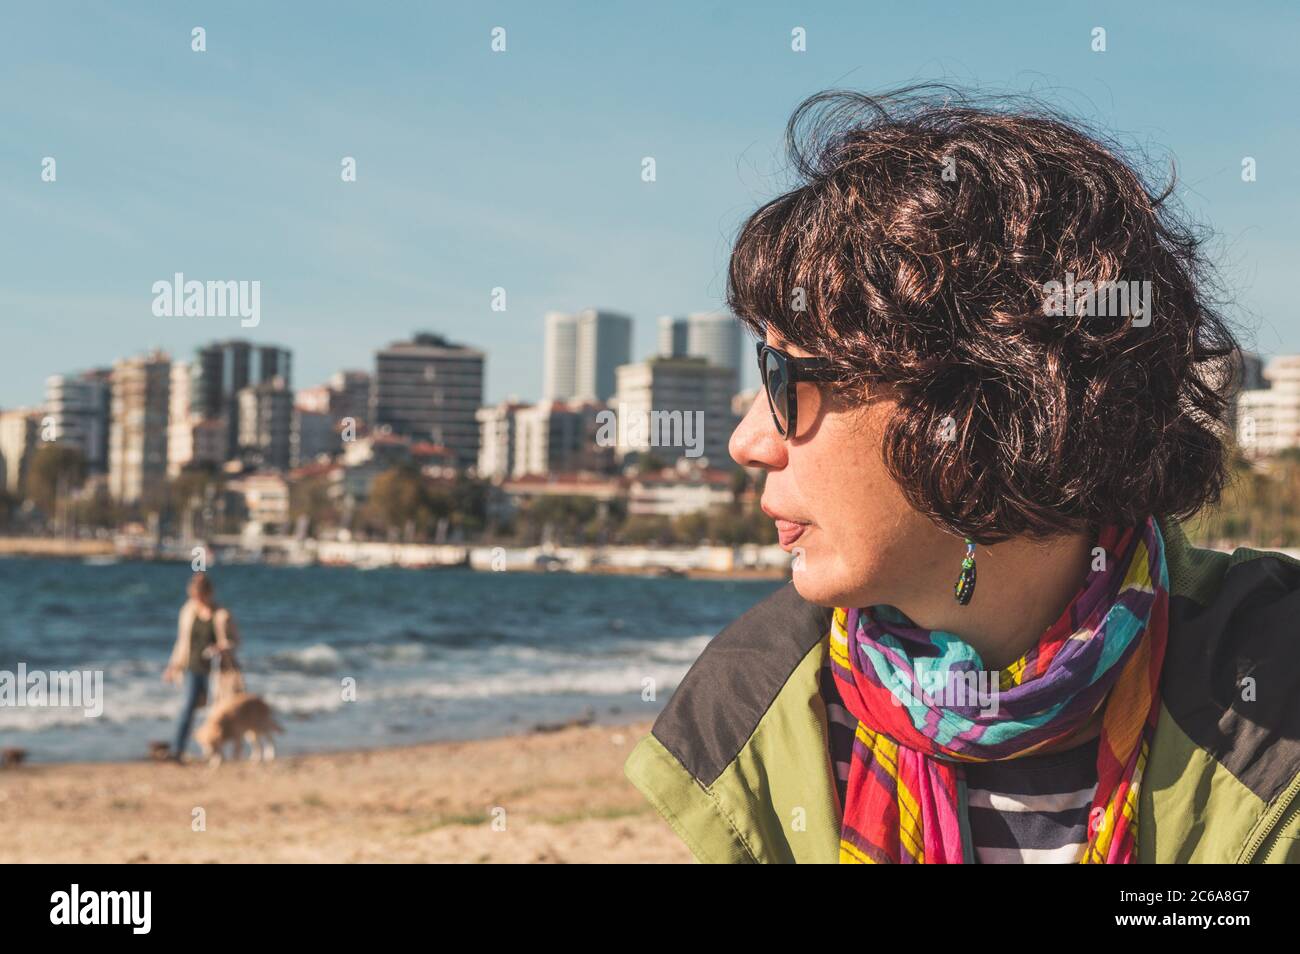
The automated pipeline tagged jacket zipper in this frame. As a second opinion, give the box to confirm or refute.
[1239,773,1300,863]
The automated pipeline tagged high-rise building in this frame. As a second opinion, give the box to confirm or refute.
[612,356,737,467]
[686,311,742,377]
[167,361,228,476]
[258,346,292,387]
[292,407,337,468]
[657,315,690,359]
[108,349,171,504]
[1238,351,1268,392]
[1200,349,1267,440]
[1237,355,1300,458]
[371,333,484,470]
[0,409,40,496]
[328,370,372,427]
[190,340,292,461]
[44,369,111,473]
[575,309,632,403]
[544,309,632,403]
[543,311,579,401]
[167,361,194,478]
[657,311,743,391]
[476,399,531,481]
[512,400,611,477]
[238,378,294,471]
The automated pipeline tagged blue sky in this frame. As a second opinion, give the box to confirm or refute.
[2,0,1298,408]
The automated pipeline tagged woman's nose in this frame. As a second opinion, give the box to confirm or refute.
[729,389,787,471]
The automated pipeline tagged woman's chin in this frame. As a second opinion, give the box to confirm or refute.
[790,568,853,608]
[790,555,881,609]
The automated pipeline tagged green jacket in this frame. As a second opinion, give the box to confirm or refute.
[625,516,1300,863]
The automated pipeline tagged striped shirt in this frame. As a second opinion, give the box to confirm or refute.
[821,655,1100,863]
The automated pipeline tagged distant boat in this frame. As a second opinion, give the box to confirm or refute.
[82,555,119,567]
[652,566,687,578]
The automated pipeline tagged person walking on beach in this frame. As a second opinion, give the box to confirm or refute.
[162,572,240,763]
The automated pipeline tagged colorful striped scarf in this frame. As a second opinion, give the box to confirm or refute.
[829,515,1169,864]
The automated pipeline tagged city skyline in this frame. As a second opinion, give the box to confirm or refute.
[4,2,1300,410]
[0,307,749,415]
[0,309,759,508]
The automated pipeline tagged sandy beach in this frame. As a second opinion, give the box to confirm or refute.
[0,720,691,864]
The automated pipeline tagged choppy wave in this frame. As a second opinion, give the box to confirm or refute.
[0,637,709,731]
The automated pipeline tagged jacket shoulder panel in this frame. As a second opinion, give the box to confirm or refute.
[1163,543,1300,804]
[650,581,832,786]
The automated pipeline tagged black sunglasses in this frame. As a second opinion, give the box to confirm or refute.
[755,341,839,438]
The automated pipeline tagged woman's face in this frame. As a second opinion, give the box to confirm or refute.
[729,332,951,609]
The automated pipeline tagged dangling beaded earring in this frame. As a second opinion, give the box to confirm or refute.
[953,538,976,605]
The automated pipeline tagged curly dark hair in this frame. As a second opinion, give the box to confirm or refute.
[727,85,1240,543]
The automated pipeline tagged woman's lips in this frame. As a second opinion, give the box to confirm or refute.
[774,519,809,548]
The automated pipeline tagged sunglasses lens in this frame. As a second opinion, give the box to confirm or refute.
[762,350,789,435]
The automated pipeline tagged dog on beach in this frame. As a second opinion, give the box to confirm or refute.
[193,692,283,767]
[211,648,247,706]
